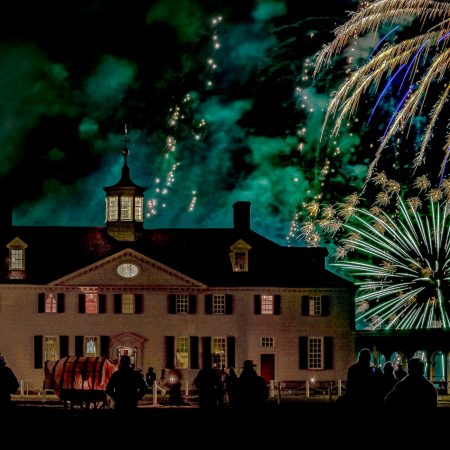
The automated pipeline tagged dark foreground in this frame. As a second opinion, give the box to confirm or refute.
[4,400,450,445]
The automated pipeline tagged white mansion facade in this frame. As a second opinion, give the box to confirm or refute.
[0,139,355,391]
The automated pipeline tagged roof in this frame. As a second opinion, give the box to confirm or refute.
[0,225,353,289]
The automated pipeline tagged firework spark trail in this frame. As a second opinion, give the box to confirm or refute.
[333,193,450,330]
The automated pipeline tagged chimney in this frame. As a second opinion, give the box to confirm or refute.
[233,201,251,230]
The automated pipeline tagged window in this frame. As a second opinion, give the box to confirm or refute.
[176,294,189,314]
[7,237,27,271]
[11,249,24,270]
[120,196,133,220]
[261,295,274,315]
[229,239,251,272]
[135,197,143,222]
[122,294,135,314]
[308,337,323,369]
[233,252,247,271]
[43,336,59,362]
[85,336,99,357]
[212,337,226,369]
[213,295,225,314]
[176,337,189,369]
[107,196,119,221]
[261,337,274,348]
[309,296,322,316]
[45,294,57,313]
[85,294,99,314]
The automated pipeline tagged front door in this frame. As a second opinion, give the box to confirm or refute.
[260,354,275,384]
[117,346,137,368]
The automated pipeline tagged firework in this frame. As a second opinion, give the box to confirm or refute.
[333,192,450,330]
[315,0,450,183]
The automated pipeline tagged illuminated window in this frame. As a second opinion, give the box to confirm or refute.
[7,237,27,271]
[261,295,274,315]
[107,196,119,221]
[213,295,225,314]
[11,249,24,270]
[176,294,189,314]
[43,336,59,362]
[212,337,226,369]
[85,294,99,314]
[176,337,189,369]
[134,197,143,222]
[308,337,323,369]
[85,336,99,357]
[122,294,135,314]
[120,196,133,221]
[309,296,322,316]
[261,337,274,348]
[45,294,57,313]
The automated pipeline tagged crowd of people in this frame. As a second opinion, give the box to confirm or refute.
[338,348,438,420]
[0,349,442,417]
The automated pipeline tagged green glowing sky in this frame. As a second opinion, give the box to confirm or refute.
[1,0,367,245]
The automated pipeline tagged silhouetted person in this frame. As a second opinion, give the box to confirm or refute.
[145,367,156,391]
[165,369,183,405]
[236,360,268,409]
[0,355,19,413]
[106,355,148,413]
[194,361,221,409]
[394,362,407,381]
[225,367,238,407]
[381,361,397,397]
[385,357,437,417]
[341,348,383,411]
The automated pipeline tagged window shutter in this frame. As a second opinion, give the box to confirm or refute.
[78,294,85,314]
[168,294,176,314]
[188,295,197,314]
[225,295,233,315]
[100,336,110,358]
[227,336,236,369]
[274,295,281,315]
[254,295,261,314]
[114,294,122,314]
[34,335,43,369]
[98,294,107,314]
[322,296,330,316]
[38,293,45,313]
[301,296,310,316]
[135,294,143,314]
[324,337,333,369]
[202,337,212,368]
[75,336,84,357]
[299,336,308,369]
[59,336,69,358]
[205,294,213,315]
[190,336,199,369]
[165,336,175,369]
[57,294,65,313]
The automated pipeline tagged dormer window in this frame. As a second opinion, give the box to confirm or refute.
[229,239,251,272]
[7,237,27,271]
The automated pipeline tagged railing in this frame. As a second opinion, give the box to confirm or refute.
[269,380,346,403]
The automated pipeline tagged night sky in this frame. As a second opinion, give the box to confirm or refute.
[1,0,369,246]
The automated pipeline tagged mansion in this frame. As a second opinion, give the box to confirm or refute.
[0,137,355,391]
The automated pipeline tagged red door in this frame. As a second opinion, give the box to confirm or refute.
[260,354,275,384]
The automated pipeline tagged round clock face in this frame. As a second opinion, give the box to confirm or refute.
[117,263,139,278]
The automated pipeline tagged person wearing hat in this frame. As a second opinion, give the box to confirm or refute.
[0,354,19,413]
[236,359,268,409]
